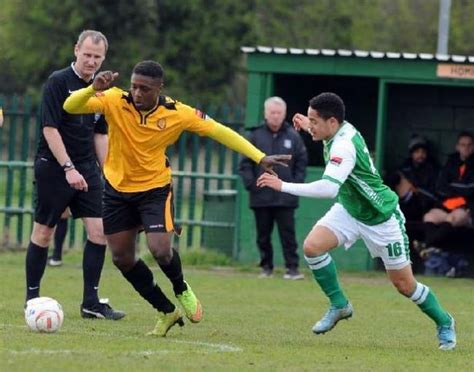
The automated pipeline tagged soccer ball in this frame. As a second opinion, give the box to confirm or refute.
[24,297,64,333]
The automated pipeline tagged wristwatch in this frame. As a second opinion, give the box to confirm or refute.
[62,160,75,171]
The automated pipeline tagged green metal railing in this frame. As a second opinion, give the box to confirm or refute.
[0,95,245,256]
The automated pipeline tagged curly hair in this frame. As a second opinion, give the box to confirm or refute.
[309,92,345,123]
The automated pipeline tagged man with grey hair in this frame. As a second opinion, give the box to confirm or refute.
[239,96,308,279]
[25,30,124,320]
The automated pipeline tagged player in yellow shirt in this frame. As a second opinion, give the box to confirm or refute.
[64,60,290,336]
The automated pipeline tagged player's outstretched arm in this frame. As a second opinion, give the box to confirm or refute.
[256,172,283,191]
[259,155,291,176]
[207,123,291,175]
[63,71,118,114]
[63,85,100,114]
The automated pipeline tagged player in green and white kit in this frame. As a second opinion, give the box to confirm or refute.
[257,93,456,350]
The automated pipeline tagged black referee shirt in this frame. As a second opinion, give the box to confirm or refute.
[36,64,107,163]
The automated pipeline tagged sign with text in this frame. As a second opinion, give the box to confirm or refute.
[437,64,474,79]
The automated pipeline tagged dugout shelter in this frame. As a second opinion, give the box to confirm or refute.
[238,46,474,271]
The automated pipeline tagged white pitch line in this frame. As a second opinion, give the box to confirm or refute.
[8,344,240,357]
[8,349,173,356]
[173,339,242,353]
[1,323,242,354]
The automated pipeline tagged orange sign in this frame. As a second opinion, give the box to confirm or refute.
[437,64,474,79]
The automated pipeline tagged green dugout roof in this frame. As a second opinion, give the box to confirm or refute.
[241,45,474,77]
[241,45,474,170]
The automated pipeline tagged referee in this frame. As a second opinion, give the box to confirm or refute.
[25,30,124,320]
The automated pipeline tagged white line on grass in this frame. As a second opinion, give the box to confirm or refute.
[8,348,173,356]
[173,339,242,352]
[1,323,242,354]
[8,343,241,357]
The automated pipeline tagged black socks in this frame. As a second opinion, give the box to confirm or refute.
[25,241,48,301]
[82,240,106,307]
[158,248,187,295]
[122,259,175,313]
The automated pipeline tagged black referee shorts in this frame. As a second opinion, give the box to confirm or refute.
[33,158,103,227]
[102,181,179,235]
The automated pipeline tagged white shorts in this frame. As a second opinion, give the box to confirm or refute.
[316,203,410,270]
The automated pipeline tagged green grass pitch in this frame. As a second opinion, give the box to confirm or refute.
[1,250,473,371]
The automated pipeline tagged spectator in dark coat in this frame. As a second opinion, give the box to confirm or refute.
[239,97,308,279]
[385,135,440,273]
[388,135,440,222]
[423,131,474,250]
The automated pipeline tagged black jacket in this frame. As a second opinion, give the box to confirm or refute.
[387,157,440,221]
[238,121,308,208]
[400,157,439,202]
[437,152,474,210]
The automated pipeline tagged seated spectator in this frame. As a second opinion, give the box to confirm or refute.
[385,135,440,273]
[421,131,474,277]
[388,135,439,222]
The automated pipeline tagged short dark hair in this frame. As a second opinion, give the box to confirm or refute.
[457,131,473,142]
[132,60,164,80]
[309,92,345,123]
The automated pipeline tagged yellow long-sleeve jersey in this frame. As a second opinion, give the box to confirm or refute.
[64,85,265,192]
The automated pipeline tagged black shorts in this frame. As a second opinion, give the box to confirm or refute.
[102,181,179,235]
[34,158,103,227]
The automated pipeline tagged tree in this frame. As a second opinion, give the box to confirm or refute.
[254,0,474,55]
[153,0,256,105]
[2,0,474,103]
[0,0,256,105]
[0,0,159,99]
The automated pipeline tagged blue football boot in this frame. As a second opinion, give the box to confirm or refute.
[437,314,456,350]
[312,302,353,334]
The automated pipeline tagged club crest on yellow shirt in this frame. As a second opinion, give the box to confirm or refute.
[156,118,167,130]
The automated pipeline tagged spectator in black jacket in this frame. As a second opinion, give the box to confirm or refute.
[423,131,474,249]
[239,97,308,279]
[385,135,440,273]
[388,135,440,222]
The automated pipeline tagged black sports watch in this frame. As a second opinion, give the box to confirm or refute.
[62,160,75,171]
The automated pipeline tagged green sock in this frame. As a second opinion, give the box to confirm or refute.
[410,282,451,326]
[305,254,348,308]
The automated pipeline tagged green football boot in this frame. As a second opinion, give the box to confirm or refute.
[176,281,202,323]
[147,307,184,337]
